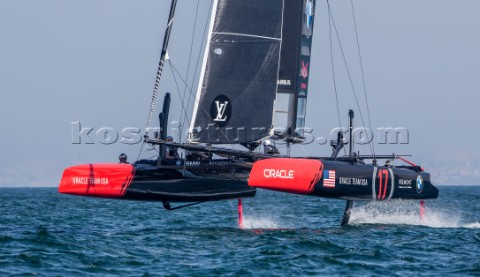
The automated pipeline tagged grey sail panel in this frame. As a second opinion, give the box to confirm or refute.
[190,0,284,144]
[274,0,316,138]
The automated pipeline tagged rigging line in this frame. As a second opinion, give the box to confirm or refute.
[144,152,160,161]
[179,0,201,142]
[136,141,145,162]
[327,0,346,157]
[136,139,158,162]
[327,2,374,156]
[168,61,205,130]
[146,0,178,133]
[167,60,190,128]
[143,2,231,147]
[350,0,376,156]
[183,0,215,135]
[136,130,162,162]
[169,61,239,146]
[182,4,268,148]
[299,143,312,158]
[138,141,160,160]
[169,61,195,98]
[327,0,343,130]
[146,58,164,131]
[169,61,237,146]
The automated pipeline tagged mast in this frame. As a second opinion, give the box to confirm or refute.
[146,0,178,135]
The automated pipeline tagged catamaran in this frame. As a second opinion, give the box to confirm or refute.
[59,0,438,225]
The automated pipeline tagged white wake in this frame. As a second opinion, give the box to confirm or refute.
[241,216,279,229]
[348,200,479,229]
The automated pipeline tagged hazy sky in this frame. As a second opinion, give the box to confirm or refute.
[0,0,479,187]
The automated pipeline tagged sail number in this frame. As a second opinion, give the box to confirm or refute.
[377,169,389,200]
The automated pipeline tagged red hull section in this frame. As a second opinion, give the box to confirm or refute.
[59,164,135,198]
[248,158,323,194]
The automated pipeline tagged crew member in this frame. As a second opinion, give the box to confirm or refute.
[263,140,279,155]
[119,153,128,164]
[164,136,179,159]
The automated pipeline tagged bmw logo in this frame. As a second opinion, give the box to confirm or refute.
[416,175,424,193]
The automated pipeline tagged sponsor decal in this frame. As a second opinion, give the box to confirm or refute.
[248,158,323,194]
[72,177,109,185]
[263,169,295,179]
[304,0,314,38]
[59,164,134,198]
[209,160,231,166]
[277,79,292,86]
[301,60,309,79]
[323,170,336,188]
[338,177,368,186]
[416,175,424,193]
[398,179,413,189]
[185,161,201,167]
[210,95,231,127]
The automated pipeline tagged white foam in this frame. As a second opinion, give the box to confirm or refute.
[463,222,480,229]
[241,216,279,229]
[348,200,477,229]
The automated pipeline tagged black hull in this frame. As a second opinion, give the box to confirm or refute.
[59,157,438,205]
[58,159,255,203]
[312,160,438,201]
[249,158,439,201]
[124,165,255,202]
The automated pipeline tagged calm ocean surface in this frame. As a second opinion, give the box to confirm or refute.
[0,186,479,276]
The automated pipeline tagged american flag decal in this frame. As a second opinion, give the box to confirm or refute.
[323,170,336,188]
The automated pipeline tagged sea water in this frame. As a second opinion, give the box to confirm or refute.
[0,186,479,276]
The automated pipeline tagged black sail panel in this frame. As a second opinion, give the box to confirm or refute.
[274,0,316,138]
[277,0,303,95]
[190,0,283,144]
[296,0,316,136]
